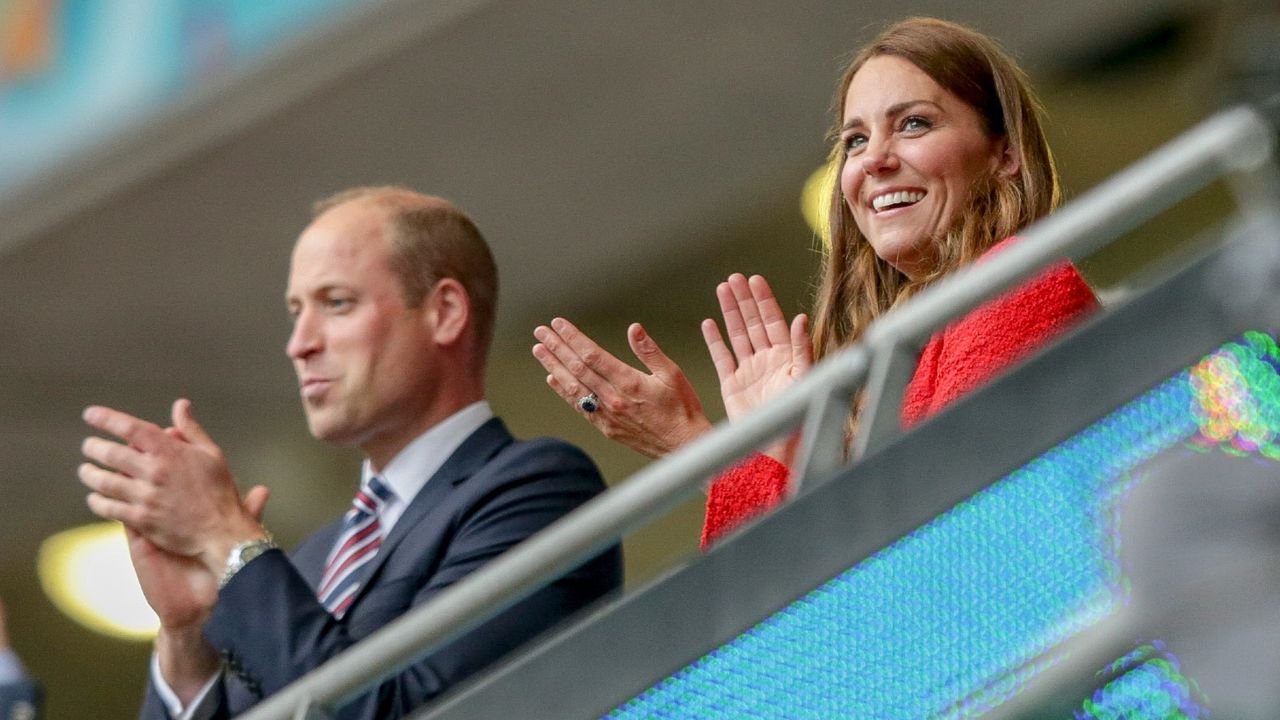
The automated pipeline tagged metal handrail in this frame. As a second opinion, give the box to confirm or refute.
[238,105,1276,720]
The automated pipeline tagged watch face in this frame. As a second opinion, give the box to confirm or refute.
[228,539,274,572]
[240,542,267,563]
[221,538,274,588]
[242,540,275,564]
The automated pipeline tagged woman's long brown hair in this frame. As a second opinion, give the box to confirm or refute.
[810,17,1062,361]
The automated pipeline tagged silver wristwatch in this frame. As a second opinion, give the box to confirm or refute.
[220,535,278,589]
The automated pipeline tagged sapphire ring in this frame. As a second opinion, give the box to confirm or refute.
[576,392,600,413]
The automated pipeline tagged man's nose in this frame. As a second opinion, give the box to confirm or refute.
[286,309,322,359]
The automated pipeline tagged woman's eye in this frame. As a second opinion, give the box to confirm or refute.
[901,115,932,133]
[843,133,868,155]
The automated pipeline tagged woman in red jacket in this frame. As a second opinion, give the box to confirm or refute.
[533,17,1098,548]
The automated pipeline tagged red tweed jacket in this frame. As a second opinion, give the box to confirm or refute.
[700,238,1099,549]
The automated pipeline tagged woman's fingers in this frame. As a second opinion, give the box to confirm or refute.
[626,324,680,382]
[549,318,637,382]
[535,321,710,457]
[534,318,662,419]
[716,281,755,362]
[726,273,771,354]
[791,313,813,372]
[543,371,588,412]
[533,339,595,408]
[533,321,614,393]
[701,318,737,385]
[749,275,791,346]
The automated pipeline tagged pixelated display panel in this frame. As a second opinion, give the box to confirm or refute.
[1075,643,1208,720]
[607,332,1279,719]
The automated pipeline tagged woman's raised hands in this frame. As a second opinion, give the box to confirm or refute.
[533,274,810,462]
[701,274,812,423]
[533,319,712,458]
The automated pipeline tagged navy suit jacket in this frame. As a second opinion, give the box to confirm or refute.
[0,680,40,720]
[140,418,621,719]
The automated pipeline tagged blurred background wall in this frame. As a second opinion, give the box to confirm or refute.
[1,0,1274,715]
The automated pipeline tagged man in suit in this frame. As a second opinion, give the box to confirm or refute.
[78,187,622,719]
[0,600,40,720]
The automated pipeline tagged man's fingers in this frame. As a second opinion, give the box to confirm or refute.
[78,462,147,503]
[243,485,271,522]
[83,405,166,451]
[172,399,215,448]
[81,436,149,477]
[86,492,144,527]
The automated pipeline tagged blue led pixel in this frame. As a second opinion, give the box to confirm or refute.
[607,334,1278,719]
[1075,642,1208,719]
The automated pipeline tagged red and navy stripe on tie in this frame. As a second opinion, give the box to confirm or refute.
[318,476,395,618]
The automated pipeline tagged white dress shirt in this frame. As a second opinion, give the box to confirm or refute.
[0,648,27,686]
[154,401,494,719]
[359,400,494,535]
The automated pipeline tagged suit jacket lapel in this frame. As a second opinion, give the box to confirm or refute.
[344,417,514,606]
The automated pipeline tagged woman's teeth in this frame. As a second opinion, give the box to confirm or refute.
[872,190,924,212]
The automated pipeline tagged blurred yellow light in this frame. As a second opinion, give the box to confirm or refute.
[800,161,838,247]
[38,522,158,641]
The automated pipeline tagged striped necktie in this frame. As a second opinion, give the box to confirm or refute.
[317,475,395,618]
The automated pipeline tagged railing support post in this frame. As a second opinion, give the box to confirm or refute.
[853,340,921,459]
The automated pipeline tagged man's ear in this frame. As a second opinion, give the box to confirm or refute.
[426,278,470,347]
[992,135,1021,179]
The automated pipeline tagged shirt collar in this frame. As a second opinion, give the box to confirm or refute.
[0,648,28,685]
[361,400,494,508]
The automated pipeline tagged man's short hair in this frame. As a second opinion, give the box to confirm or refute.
[313,186,499,358]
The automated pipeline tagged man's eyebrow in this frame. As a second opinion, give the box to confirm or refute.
[841,99,944,132]
[286,283,346,301]
[284,285,318,307]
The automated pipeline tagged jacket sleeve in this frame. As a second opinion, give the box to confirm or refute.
[139,674,228,720]
[701,454,792,550]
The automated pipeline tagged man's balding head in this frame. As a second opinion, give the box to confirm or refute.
[312,187,498,360]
